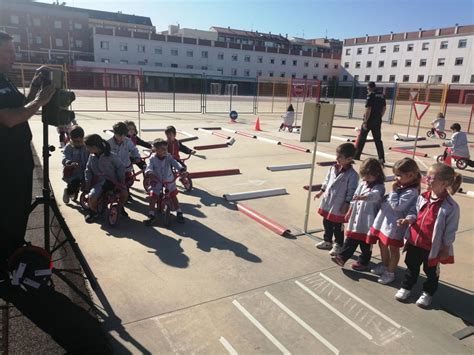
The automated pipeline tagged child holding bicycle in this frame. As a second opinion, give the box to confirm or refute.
[430,112,446,136]
[108,122,144,172]
[84,134,128,223]
[165,125,195,167]
[125,120,152,149]
[144,138,186,225]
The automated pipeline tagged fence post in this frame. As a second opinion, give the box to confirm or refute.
[332,80,337,104]
[348,80,356,118]
[201,74,205,114]
[388,82,397,124]
[172,74,176,113]
[271,80,275,113]
[253,79,257,114]
[229,80,233,112]
[104,68,108,112]
[468,105,473,134]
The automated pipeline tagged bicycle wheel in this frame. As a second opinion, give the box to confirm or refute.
[181,175,193,192]
[107,204,119,226]
[143,175,151,192]
[79,192,89,210]
[436,155,445,164]
[456,159,468,170]
[439,132,446,139]
[426,130,434,138]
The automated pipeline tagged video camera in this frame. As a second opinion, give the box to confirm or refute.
[39,68,76,127]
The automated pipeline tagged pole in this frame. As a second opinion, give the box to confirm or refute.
[137,77,141,134]
[42,120,50,252]
[412,117,422,159]
[406,104,414,137]
[303,104,321,233]
[295,96,300,126]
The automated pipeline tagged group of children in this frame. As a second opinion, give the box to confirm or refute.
[431,113,471,162]
[61,121,194,225]
[315,142,462,308]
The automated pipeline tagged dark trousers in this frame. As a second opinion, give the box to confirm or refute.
[67,178,82,195]
[401,244,439,296]
[0,154,33,267]
[323,219,344,246]
[340,238,372,265]
[355,120,385,161]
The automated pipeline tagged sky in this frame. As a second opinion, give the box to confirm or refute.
[38,0,474,40]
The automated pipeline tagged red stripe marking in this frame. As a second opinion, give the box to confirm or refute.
[235,131,257,138]
[389,147,428,157]
[212,132,231,139]
[194,143,229,150]
[237,203,290,236]
[188,169,241,179]
[280,142,311,153]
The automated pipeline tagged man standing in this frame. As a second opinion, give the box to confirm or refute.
[0,31,55,276]
[354,81,386,164]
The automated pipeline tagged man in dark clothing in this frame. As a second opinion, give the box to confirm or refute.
[0,31,55,274]
[354,81,386,164]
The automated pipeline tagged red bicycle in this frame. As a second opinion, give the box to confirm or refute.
[436,147,469,170]
[125,150,153,190]
[427,128,446,139]
[143,154,193,193]
[144,174,178,227]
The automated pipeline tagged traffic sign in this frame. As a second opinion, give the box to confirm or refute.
[413,102,430,121]
[409,91,418,101]
[293,85,305,97]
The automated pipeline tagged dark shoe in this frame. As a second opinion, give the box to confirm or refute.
[121,207,129,217]
[85,212,98,223]
[331,255,345,267]
[176,212,185,223]
[351,261,369,271]
[144,214,156,226]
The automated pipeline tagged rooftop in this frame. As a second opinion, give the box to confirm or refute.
[210,26,289,43]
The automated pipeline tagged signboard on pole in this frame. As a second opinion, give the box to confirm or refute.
[293,85,305,97]
[300,102,334,143]
[409,91,418,101]
[413,102,430,121]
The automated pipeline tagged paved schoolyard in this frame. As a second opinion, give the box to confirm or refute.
[29,111,473,354]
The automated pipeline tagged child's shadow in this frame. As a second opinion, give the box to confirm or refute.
[190,187,235,211]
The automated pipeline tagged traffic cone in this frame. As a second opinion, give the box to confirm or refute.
[254,117,261,131]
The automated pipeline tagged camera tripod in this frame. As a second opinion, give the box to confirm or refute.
[28,119,98,291]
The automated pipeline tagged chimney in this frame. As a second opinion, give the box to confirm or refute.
[455,23,459,34]
[418,28,422,38]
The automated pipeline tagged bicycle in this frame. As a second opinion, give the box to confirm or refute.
[125,150,153,190]
[436,147,469,170]
[144,174,179,227]
[426,128,446,139]
[175,154,193,192]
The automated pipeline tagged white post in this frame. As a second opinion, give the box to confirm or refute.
[406,104,413,137]
[412,118,421,159]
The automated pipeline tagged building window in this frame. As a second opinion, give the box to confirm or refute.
[304,62,309,67]
[343,75,348,81]
[334,64,338,69]
[389,75,396,82]
[323,75,328,81]
[355,61,361,68]
[218,53,224,60]
[380,46,386,53]
[138,45,146,53]
[293,60,297,66]
[391,60,398,67]
[324,63,329,68]
[345,48,351,55]
[365,75,371,82]
[437,58,445,66]
[245,55,251,62]
[291,73,296,79]
[11,34,20,44]
[376,75,383,82]
[435,75,442,83]
[281,59,286,65]
[303,74,308,79]
[186,50,193,57]
[186,65,194,69]
[74,23,83,30]
[470,75,474,83]
[422,42,429,50]
[405,59,412,67]
[357,48,362,55]
[217,68,224,74]
[257,70,262,76]
[155,62,162,67]
[257,56,263,63]
[75,39,82,48]
[368,47,374,54]
[101,58,110,63]
[440,41,448,49]
[138,60,148,65]
[120,43,128,51]
[344,62,349,68]
[313,75,319,80]
[417,75,425,82]
[155,47,162,54]
[171,48,178,56]
[314,62,319,68]
[32,36,41,45]
[366,61,372,68]
[458,39,467,48]
[393,45,400,52]
[419,59,427,67]
[455,57,463,66]
[244,69,250,77]
[119,60,128,64]
[269,72,274,77]
[407,43,414,51]
[171,64,178,68]
[378,60,384,68]
[403,75,410,82]
[280,73,285,78]
[100,41,109,49]
[55,38,63,47]
[201,51,208,58]
[231,68,237,76]
[33,18,41,26]
[232,54,238,61]
[452,75,460,83]
[354,75,359,81]
[201,66,208,70]
[54,20,62,29]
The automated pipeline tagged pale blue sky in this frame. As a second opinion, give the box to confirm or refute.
[39,0,473,40]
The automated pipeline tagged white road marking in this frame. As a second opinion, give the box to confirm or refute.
[219,336,238,355]
[232,300,291,354]
[264,291,339,355]
[319,273,402,328]
[295,280,373,340]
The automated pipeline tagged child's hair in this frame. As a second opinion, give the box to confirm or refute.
[84,134,111,156]
[287,104,294,112]
[450,123,461,131]
[336,143,356,158]
[165,125,177,135]
[113,122,129,136]
[70,125,85,139]
[124,120,137,133]
[393,157,421,188]
[152,138,168,149]
[360,158,385,183]
[430,163,462,195]
[437,112,444,118]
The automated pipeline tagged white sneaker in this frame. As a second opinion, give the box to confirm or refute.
[316,241,333,250]
[416,292,432,308]
[62,188,70,204]
[377,271,395,285]
[395,288,411,302]
[370,263,386,275]
[329,244,342,256]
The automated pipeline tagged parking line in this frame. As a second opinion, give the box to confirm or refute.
[232,300,291,355]
[264,291,339,355]
[319,273,402,329]
[295,281,373,340]
[219,336,238,355]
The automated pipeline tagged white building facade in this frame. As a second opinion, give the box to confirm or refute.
[90,28,341,80]
[340,25,474,84]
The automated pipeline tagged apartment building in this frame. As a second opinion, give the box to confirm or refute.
[340,25,474,84]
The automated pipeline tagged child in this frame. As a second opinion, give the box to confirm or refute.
[108,122,144,172]
[395,163,461,308]
[430,112,446,136]
[332,158,385,270]
[83,134,128,223]
[279,104,295,131]
[62,126,89,204]
[314,143,359,256]
[144,138,186,225]
[125,120,152,149]
[367,157,421,285]
[165,125,195,167]
[442,123,470,160]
